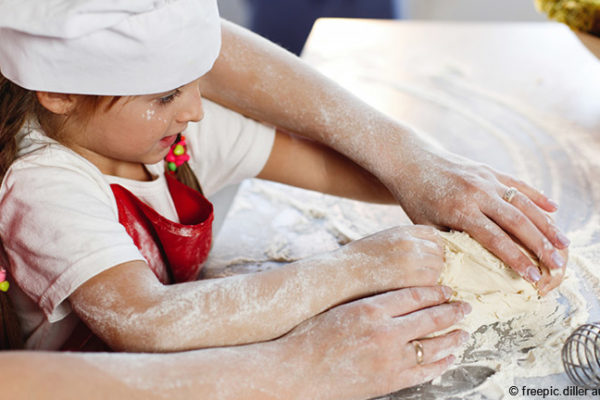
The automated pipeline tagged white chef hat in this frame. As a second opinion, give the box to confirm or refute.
[0,0,221,95]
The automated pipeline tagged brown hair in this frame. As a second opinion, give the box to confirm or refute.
[0,74,202,349]
[0,75,31,349]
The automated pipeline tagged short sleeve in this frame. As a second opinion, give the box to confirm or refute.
[184,99,275,197]
[0,148,145,322]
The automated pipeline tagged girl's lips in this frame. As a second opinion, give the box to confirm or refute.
[160,134,178,148]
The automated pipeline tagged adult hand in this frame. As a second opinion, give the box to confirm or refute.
[536,216,568,295]
[537,247,567,296]
[384,138,569,294]
[284,286,471,400]
[1,288,469,400]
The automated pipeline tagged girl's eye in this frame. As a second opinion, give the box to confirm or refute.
[158,89,181,106]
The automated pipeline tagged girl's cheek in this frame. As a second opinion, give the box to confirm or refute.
[142,107,156,121]
[141,105,169,125]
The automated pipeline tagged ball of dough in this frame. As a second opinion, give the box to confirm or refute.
[440,231,541,332]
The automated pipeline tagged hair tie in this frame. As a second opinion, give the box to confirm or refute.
[165,134,190,173]
[0,268,9,292]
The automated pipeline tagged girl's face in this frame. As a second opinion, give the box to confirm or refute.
[63,78,204,178]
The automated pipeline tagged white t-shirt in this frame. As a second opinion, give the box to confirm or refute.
[0,99,275,350]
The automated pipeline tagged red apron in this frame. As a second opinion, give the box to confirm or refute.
[62,173,214,351]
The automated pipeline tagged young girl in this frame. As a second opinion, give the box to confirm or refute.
[0,0,472,356]
[0,0,565,360]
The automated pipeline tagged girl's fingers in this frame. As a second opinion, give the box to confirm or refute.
[416,235,445,258]
[395,302,472,341]
[409,225,445,248]
[360,286,454,318]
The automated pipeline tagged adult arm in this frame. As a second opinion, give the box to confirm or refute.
[71,226,443,352]
[258,129,395,204]
[5,287,469,400]
[199,20,569,294]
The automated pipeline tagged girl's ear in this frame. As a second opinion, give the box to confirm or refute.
[35,91,77,115]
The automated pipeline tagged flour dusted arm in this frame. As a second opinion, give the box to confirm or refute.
[5,287,469,400]
[70,225,444,352]
[199,20,569,294]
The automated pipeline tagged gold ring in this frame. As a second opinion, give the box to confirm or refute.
[502,187,518,203]
[412,340,424,365]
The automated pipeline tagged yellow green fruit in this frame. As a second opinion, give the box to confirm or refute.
[535,0,600,35]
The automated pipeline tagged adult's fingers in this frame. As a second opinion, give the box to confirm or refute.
[463,216,543,284]
[404,330,469,367]
[501,189,570,250]
[482,191,566,271]
[395,302,472,341]
[392,355,457,391]
[494,182,569,247]
[537,248,568,296]
[538,268,565,296]
[497,173,559,213]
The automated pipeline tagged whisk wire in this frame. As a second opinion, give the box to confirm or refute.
[562,323,600,389]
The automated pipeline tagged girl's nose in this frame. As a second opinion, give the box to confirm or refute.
[177,87,204,123]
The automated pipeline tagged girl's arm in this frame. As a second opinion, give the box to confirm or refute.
[70,226,443,352]
[258,129,395,204]
[199,20,568,294]
[7,287,469,400]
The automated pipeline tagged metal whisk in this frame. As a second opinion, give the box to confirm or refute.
[562,322,600,389]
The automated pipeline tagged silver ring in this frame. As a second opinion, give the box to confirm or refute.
[502,187,518,203]
[412,340,424,365]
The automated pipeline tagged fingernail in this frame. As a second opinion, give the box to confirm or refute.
[461,302,472,315]
[459,331,470,343]
[556,232,571,248]
[551,251,566,269]
[442,286,453,299]
[548,198,559,210]
[526,266,541,282]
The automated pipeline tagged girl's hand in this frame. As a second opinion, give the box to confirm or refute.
[284,286,471,400]
[338,225,445,291]
[383,142,569,294]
